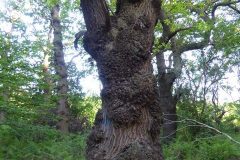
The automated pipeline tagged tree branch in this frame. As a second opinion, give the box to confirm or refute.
[228,4,240,14]
[80,0,111,32]
[158,8,171,43]
[158,8,192,48]
[177,1,217,54]
[161,114,240,145]
[74,30,86,49]
[156,50,167,75]
[178,39,209,53]
[212,0,240,19]
[186,118,240,145]
[167,27,192,41]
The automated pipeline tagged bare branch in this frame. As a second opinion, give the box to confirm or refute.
[228,4,240,14]
[67,51,84,69]
[162,114,240,145]
[212,0,240,19]
[186,118,240,145]
[74,30,86,49]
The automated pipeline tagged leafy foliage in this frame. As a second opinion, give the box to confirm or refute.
[163,136,240,160]
[0,121,87,160]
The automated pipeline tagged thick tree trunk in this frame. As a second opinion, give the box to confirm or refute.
[155,3,210,143]
[156,38,181,143]
[51,5,69,133]
[81,0,163,159]
[157,73,177,143]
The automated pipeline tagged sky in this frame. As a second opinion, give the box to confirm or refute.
[0,0,239,104]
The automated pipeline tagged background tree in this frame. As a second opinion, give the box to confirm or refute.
[153,0,240,143]
[178,47,240,123]
[50,4,70,133]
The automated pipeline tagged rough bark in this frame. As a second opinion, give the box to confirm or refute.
[51,5,69,133]
[81,0,163,159]
[158,79,177,143]
[156,7,181,143]
[156,37,210,143]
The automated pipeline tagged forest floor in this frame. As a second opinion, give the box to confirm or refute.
[0,121,240,160]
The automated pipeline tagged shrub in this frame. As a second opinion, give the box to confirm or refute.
[0,121,87,160]
[163,136,240,160]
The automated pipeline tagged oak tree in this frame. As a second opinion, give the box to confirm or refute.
[80,0,163,159]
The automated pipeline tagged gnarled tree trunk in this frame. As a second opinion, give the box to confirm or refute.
[51,5,69,133]
[81,0,163,160]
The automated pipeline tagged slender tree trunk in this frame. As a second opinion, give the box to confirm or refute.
[81,0,163,159]
[51,5,69,133]
[0,91,7,123]
[0,50,9,123]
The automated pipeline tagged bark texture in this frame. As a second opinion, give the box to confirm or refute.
[156,38,180,143]
[51,5,69,133]
[81,0,163,159]
[156,68,177,143]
